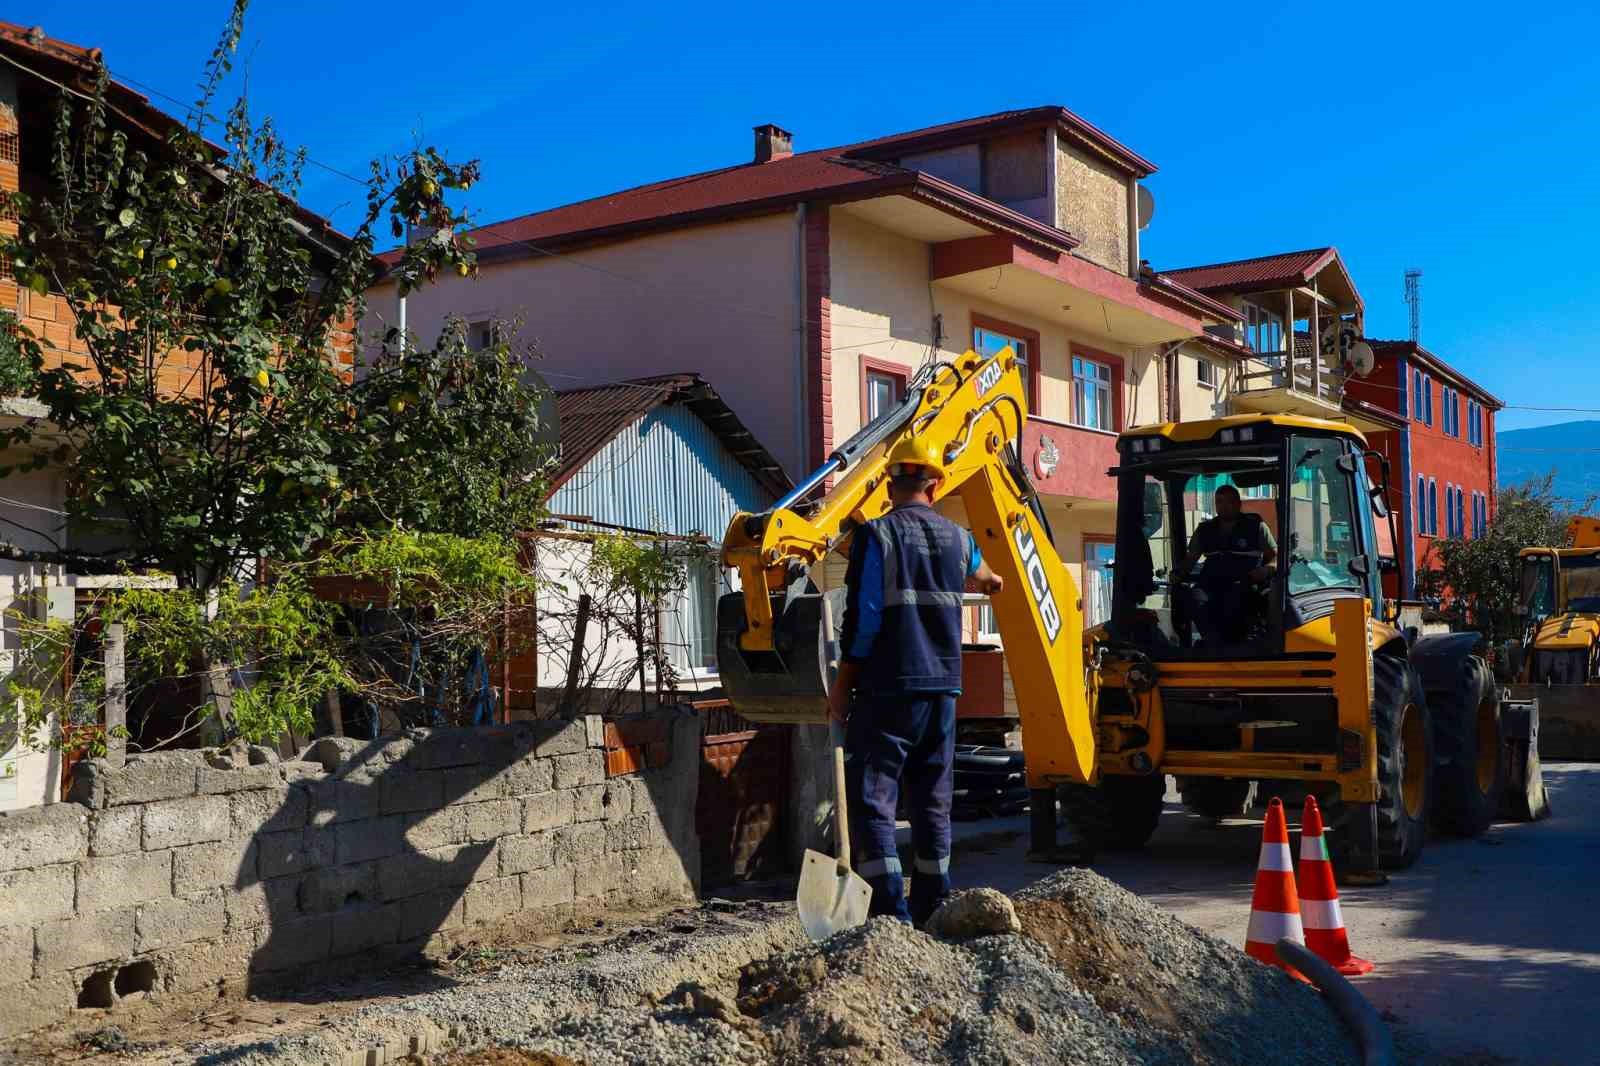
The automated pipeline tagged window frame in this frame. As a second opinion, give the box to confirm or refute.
[1423,373,1434,426]
[1196,357,1217,389]
[972,312,1042,416]
[1416,474,1426,537]
[859,357,909,427]
[1428,477,1438,536]
[1082,534,1116,629]
[1068,343,1124,433]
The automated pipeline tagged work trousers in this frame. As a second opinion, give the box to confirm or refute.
[843,692,956,926]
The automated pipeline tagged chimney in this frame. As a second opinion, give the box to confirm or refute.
[753,124,793,164]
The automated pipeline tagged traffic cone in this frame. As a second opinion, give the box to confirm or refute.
[1245,797,1309,981]
[1299,795,1375,976]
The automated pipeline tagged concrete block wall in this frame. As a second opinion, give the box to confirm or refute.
[0,711,700,1037]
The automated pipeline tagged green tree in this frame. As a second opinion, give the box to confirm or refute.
[1418,474,1595,644]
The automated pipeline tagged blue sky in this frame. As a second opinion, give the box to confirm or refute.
[28,1,1600,430]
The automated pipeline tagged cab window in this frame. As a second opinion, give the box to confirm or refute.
[1287,437,1362,596]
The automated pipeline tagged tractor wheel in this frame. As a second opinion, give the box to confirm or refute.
[1056,774,1167,858]
[1327,655,1433,872]
[1179,778,1258,821]
[1431,656,1507,837]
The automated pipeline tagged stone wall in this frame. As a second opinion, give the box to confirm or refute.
[0,711,700,1036]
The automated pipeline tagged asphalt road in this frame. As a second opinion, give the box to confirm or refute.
[941,763,1600,1066]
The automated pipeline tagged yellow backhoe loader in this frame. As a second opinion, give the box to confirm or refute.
[1506,516,1600,758]
[718,347,1547,877]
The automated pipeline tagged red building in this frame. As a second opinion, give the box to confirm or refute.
[1343,340,1501,598]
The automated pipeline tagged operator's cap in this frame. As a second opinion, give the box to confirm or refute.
[886,436,946,481]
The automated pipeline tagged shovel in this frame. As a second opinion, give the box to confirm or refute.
[797,738,872,942]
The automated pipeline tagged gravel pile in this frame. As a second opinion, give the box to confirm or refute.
[172,872,1361,1066]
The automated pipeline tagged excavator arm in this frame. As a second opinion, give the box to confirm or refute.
[717,348,1096,784]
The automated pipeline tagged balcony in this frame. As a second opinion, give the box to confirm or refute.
[1021,417,1118,505]
[1231,334,1345,419]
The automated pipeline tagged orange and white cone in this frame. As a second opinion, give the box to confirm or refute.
[1245,797,1309,980]
[1299,795,1375,976]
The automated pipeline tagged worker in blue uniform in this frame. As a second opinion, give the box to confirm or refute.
[827,435,1005,925]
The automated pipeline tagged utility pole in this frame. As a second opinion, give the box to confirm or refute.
[1404,269,1422,343]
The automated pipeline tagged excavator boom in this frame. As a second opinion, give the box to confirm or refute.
[716,348,1096,784]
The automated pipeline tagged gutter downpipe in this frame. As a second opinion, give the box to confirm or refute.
[794,203,808,480]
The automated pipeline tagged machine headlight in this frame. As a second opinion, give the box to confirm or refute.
[1131,439,1145,453]
[1220,429,1236,443]
[1147,439,1162,452]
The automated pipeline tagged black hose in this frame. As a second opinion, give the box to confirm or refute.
[1276,938,1396,1066]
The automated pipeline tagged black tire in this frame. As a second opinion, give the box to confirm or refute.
[1179,778,1258,821]
[1430,656,1507,837]
[1059,773,1167,856]
[1326,655,1433,872]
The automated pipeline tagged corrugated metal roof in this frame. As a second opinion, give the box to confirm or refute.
[546,374,789,535]
[1162,248,1337,294]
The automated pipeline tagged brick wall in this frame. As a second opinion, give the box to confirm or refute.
[0,711,700,1037]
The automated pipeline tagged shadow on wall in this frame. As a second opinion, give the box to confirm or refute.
[236,714,700,997]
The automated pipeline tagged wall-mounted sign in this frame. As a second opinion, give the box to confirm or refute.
[1035,434,1060,479]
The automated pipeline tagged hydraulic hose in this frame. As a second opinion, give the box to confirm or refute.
[1276,938,1396,1066]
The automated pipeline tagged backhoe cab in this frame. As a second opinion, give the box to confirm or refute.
[1505,524,1600,758]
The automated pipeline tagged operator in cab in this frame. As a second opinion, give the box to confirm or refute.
[826,436,1004,927]
[1173,483,1278,645]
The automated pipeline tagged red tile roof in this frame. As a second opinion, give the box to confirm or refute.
[1161,248,1338,295]
[378,105,1158,273]
[550,373,790,498]
[1366,340,1503,408]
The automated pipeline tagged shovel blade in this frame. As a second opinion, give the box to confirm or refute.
[796,848,872,943]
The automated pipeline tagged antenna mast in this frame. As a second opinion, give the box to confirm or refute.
[1404,268,1422,343]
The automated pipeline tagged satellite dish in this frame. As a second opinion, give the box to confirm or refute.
[1136,185,1155,231]
[1345,340,1376,377]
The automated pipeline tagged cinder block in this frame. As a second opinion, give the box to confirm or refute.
[34,908,133,974]
[103,756,200,806]
[330,905,401,958]
[306,776,381,827]
[136,889,226,952]
[439,763,509,805]
[497,832,554,877]
[522,791,574,834]
[377,842,493,902]
[402,729,486,770]
[224,874,300,933]
[154,927,262,994]
[258,828,327,879]
[198,763,283,794]
[462,876,521,926]
[143,795,229,851]
[400,807,465,851]
[379,771,445,815]
[469,842,501,881]
[574,781,632,824]
[0,975,73,1039]
[0,803,88,871]
[0,924,32,977]
[174,839,258,895]
[394,887,464,942]
[334,816,403,867]
[77,850,173,913]
[552,751,606,790]
[249,914,332,973]
[521,864,576,909]
[606,814,653,853]
[303,735,368,772]
[88,805,142,857]
[553,822,606,867]
[0,864,74,925]
[300,862,380,913]
[229,787,309,837]
[529,720,587,758]
[501,757,554,798]
[630,777,660,818]
[463,799,520,842]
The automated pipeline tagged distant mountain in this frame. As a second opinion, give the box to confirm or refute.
[1498,421,1600,504]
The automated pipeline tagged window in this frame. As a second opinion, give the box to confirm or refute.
[675,557,730,672]
[1442,387,1459,436]
[1428,478,1438,535]
[1412,368,1423,418]
[1071,355,1114,431]
[1416,474,1426,535]
[974,323,1035,412]
[1287,438,1362,596]
[1083,539,1115,629]
[1456,488,1465,539]
[467,320,499,351]
[1196,358,1217,389]
[1468,400,1484,446]
[1423,374,1434,426]
[1245,303,1284,355]
[861,359,908,424]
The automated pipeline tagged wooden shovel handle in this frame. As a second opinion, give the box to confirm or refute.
[833,743,851,870]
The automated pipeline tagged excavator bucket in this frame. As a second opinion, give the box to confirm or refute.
[716,589,839,725]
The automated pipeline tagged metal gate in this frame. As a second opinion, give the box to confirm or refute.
[697,701,788,887]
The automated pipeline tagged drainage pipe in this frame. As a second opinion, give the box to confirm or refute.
[1276,938,1396,1066]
